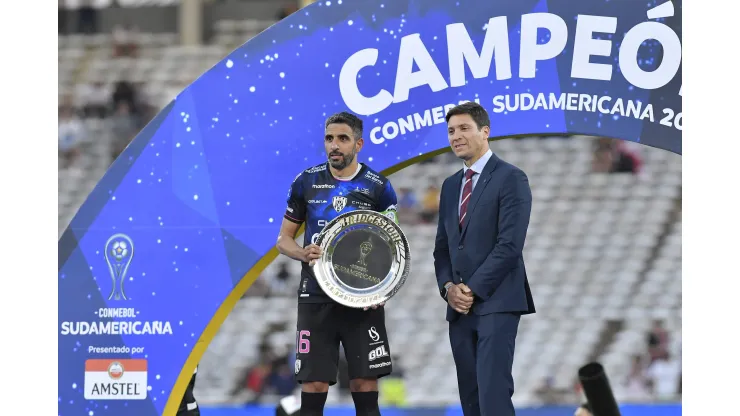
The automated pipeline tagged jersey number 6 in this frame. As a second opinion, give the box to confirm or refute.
[296,330,311,354]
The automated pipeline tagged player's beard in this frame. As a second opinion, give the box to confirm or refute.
[328,150,355,170]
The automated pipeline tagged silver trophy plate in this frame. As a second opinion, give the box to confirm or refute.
[312,210,411,308]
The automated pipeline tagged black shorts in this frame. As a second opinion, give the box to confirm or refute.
[294,303,393,384]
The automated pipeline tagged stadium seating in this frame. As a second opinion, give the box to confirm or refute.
[58,22,681,408]
[58,117,114,235]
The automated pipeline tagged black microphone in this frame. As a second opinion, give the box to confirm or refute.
[578,362,621,416]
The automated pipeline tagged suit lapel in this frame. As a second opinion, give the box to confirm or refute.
[460,153,499,237]
[451,169,464,234]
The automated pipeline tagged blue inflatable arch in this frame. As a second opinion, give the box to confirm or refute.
[58,0,681,415]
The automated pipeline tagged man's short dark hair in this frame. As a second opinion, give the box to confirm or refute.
[325,112,363,140]
[445,101,491,130]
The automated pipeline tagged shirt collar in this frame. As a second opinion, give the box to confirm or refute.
[330,162,364,181]
[463,148,492,175]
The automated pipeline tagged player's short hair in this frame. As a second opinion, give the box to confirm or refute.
[325,111,363,140]
[445,101,491,130]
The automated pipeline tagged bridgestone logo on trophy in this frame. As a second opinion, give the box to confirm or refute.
[312,210,411,308]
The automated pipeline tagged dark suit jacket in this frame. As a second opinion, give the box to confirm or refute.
[433,152,536,322]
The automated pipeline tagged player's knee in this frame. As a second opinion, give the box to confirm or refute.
[302,381,330,393]
[349,378,378,392]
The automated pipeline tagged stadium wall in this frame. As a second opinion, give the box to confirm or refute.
[198,404,682,416]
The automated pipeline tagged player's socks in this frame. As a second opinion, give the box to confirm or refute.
[351,391,381,416]
[301,391,328,416]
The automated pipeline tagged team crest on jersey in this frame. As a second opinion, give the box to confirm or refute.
[332,196,347,212]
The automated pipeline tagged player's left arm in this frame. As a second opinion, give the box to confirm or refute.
[377,179,399,225]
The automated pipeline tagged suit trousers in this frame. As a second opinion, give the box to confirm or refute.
[449,312,520,416]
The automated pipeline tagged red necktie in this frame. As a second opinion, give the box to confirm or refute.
[459,169,476,229]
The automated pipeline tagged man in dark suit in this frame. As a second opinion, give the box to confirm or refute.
[433,102,536,416]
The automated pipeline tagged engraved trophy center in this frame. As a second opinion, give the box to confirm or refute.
[359,237,373,266]
[332,230,391,290]
[312,210,411,308]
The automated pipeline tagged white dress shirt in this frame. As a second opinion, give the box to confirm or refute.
[459,149,493,215]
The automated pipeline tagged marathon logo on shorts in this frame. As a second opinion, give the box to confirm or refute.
[368,345,389,362]
[84,359,148,400]
[369,361,391,370]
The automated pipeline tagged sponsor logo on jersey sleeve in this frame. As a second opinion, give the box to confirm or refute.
[305,164,328,173]
[364,171,384,185]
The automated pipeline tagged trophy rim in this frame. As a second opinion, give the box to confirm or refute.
[312,209,411,308]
